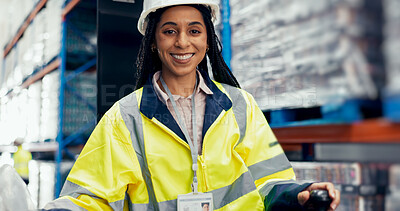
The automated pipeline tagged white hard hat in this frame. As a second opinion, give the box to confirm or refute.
[137,0,220,35]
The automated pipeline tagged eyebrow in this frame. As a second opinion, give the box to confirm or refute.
[188,21,204,27]
[160,21,177,28]
[160,21,204,28]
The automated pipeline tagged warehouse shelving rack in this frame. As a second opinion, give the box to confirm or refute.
[272,118,400,161]
[1,0,96,198]
[220,0,400,159]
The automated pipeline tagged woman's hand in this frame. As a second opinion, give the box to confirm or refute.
[297,182,340,211]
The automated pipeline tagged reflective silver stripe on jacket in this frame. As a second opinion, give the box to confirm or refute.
[210,170,256,209]
[110,198,125,211]
[247,153,293,181]
[61,180,125,210]
[61,180,135,210]
[119,91,159,211]
[43,197,87,211]
[61,180,102,200]
[220,84,247,147]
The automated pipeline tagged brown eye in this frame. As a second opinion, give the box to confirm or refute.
[163,30,176,35]
[191,30,201,34]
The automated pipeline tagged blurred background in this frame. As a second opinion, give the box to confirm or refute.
[0,0,399,210]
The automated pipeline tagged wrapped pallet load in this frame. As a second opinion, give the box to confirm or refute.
[383,0,400,94]
[383,0,400,121]
[230,0,384,111]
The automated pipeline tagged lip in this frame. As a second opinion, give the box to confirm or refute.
[170,53,194,64]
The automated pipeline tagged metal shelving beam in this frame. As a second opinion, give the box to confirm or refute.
[24,142,59,152]
[221,0,232,69]
[55,12,68,197]
[273,118,400,144]
[3,0,48,58]
[62,0,81,19]
[65,58,96,82]
[0,145,17,153]
[67,23,97,50]
[1,57,61,99]
[62,121,96,148]
[0,143,59,153]
[21,58,61,89]
[55,0,92,197]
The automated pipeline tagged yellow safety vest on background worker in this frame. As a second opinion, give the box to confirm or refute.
[45,72,310,211]
[13,145,32,181]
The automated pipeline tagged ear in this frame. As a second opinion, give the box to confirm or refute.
[151,43,157,52]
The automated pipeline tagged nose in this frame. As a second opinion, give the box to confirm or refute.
[175,32,190,49]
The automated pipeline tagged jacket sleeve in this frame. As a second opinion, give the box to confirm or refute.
[234,91,311,211]
[43,103,143,211]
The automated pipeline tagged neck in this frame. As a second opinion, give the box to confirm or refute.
[158,71,197,97]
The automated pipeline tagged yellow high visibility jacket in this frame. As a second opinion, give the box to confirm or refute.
[45,72,310,211]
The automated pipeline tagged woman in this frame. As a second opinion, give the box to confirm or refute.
[45,0,340,210]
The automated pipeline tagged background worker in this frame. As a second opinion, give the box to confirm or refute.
[45,0,340,210]
[13,137,32,184]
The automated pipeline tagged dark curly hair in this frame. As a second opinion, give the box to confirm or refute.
[134,4,240,90]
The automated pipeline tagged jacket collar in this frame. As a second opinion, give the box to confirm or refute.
[140,71,232,142]
[200,70,232,111]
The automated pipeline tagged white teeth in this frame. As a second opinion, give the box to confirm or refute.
[171,54,193,60]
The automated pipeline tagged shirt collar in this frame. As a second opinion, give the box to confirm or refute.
[152,70,213,104]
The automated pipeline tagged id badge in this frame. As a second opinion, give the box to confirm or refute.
[177,192,213,211]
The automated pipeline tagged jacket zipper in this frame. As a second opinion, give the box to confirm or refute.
[199,155,208,191]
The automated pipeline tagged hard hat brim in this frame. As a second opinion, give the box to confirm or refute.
[137,1,220,35]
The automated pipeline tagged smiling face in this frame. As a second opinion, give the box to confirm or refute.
[154,6,208,80]
[202,203,209,211]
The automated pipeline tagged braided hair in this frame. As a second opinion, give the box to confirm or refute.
[134,4,240,90]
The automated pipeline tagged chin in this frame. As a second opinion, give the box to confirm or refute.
[168,67,198,77]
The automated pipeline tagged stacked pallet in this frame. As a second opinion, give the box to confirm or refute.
[230,0,384,111]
